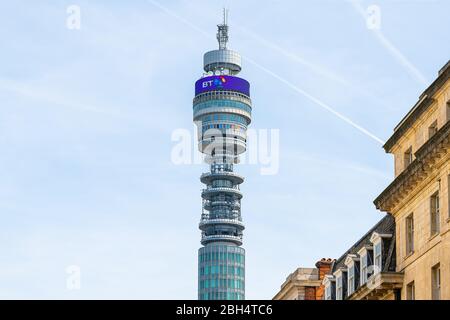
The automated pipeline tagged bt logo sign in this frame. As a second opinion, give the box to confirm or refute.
[202,76,227,89]
[195,75,249,96]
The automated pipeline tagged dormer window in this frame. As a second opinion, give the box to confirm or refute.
[336,275,343,300]
[323,275,335,300]
[334,269,347,300]
[361,255,367,284]
[374,241,382,273]
[370,232,393,275]
[325,284,332,300]
[348,264,355,295]
[357,246,372,286]
[344,254,360,296]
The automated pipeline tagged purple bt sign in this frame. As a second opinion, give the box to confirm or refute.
[195,75,250,96]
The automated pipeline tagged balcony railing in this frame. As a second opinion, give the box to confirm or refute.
[202,187,243,199]
[200,171,244,184]
[201,234,243,245]
[199,218,245,228]
[206,184,239,190]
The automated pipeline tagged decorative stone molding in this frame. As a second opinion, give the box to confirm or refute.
[384,96,435,152]
[374,120,450,212]
[347,272,404,300]
[344,254,360,266]
[370,232,393,244]
[383,63,449,152]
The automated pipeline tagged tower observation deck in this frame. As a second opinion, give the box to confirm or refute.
[194,11,251,301]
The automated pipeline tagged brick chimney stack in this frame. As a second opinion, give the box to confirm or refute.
[315,258,334,300]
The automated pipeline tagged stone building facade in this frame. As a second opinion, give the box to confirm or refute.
[274,61,449,301]
[374,61,450,300]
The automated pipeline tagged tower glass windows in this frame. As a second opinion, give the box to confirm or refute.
[193,99,252,116]
[198,245,245,300]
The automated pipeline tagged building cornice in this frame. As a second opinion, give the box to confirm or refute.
[383,62,449,152]
[374,120,450,212]
[384,96,435,152]
[273,279,322,300]
[347,272,404,300]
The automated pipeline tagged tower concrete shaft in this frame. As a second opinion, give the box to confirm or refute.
[193,16,251,301]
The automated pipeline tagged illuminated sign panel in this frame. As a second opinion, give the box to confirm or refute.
[195,76,250,96]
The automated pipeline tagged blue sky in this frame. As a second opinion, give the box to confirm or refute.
[0,0,449,299]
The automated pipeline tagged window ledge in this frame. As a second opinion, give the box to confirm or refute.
[429,233,440,241]
[404,251,414,260]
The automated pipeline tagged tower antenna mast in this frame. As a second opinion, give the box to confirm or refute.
[217,8,229,50]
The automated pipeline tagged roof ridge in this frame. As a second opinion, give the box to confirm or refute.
[333,215,393,269]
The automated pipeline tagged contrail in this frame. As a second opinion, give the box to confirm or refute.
[242,56,385,144]
[147,0,385,144]
[237,25,393,110]
[348,0,428,86]
[237,26,351,87]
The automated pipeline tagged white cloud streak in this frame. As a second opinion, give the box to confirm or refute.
[0,77,171,133]
[0,78,126,119]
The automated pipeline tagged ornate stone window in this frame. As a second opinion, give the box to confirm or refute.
[432,263,441,300]
[406,281,415,300]
[428,120,438,138]
[448,175,450,219]
[430,191,440,236]
[446,100,450,121]
[404,146,413,169]
[406,213,415,255]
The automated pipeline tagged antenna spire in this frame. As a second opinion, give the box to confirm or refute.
[217,8,229,50]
